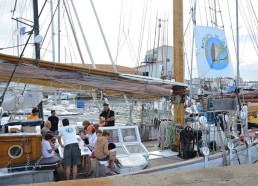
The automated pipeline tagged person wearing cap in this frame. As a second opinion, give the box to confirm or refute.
[80,125,97,151]
[27,107,39,120]
[99,103,115,127]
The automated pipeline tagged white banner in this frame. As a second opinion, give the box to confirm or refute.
[194,25,234,78]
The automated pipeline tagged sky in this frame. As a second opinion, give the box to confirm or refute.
[0,0,258,81]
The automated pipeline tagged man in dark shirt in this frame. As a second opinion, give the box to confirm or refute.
[99,103,115,127]
[48,110,59,135]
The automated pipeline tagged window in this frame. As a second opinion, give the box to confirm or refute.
[143,72,149,76]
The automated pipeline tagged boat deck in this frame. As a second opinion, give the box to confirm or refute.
[56,140,184,180]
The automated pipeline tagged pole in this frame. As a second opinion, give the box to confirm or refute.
[57,0,61,63]
[50,0,55,62]
[236,0,240,87]
[70,0,96,69]
[64,0,85,66]
[89,0,117,72]
[16,20,20,56]
[33,0,40,60]
[190,2,196,98]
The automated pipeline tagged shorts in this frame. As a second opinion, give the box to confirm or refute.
[63,143,81,166]
[97,156,109,161]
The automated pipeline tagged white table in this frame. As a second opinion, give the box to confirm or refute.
[58,136,92,159]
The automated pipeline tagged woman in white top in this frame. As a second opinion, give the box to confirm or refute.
[80,124,96,176]
[42,132,59,158]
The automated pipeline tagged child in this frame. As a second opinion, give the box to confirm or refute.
[108,142,117,175]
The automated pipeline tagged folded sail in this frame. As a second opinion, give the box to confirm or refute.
[194,25,234,78]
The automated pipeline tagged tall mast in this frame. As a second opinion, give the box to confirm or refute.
[90,0,117,72]
[50,0,55,62]
[57,0,61,63]
[236,0,240,87]
[33,0,40,60]
[173,0,185,124]
[70,0,96,69]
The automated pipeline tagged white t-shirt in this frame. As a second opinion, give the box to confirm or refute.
[58,125,78,146]
[86,133,97,149]
[42,139,55,158]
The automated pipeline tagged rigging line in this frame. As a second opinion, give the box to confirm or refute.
[0,0,49,107]
[166,18,169,78]
[247,1,258,41]
[239,1,258,54]
[226,0,237,56]
[240,35,248,63]
[240,0,258,46]
[40,0,60,51]
[123,30,137,67]
[113,33,127,64]
[197,0,202,25]
[0,43,34,50]
[42,4,65,59]
[136,0,149,67]
[127,0,134,35]
[204,0,209,26]
[0,0,7,24]
[249,0,258,33]
[63,11,76,64]
[208,0,215,26]
[151,11,159,77]
[11,0,18,16]
[245,1,258,44]
[116,0,124,65]
[217,0,224,28]
[127,34,138,63]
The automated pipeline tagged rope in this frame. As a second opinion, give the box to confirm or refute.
[168,123,176,148]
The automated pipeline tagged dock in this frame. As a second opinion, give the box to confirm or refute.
[26,164,258,186]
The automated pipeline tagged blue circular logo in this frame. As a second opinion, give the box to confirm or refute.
[65,127,74,133]
[205,37,229,70]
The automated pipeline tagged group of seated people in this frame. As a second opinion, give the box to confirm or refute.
[41,118,117,180]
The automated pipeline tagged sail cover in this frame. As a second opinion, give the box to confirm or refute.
[0,53,187,98]
[194,25,234,78]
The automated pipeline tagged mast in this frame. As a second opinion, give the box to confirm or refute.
[70,0,96,69]
[236,0,240,87]
[57,0,61,63]
[50,0,55,62]
[33,0,40,60]
[89,0,117,72]
[173,0,185,125]
[64,1,85,66]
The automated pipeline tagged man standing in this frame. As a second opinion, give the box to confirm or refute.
[48,110,59,135]
[27,107,39,120]
[99,103,115,127]
[41,120,51,139]
[58,118,80,180]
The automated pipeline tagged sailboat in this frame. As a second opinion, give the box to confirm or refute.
[0,0,258,185]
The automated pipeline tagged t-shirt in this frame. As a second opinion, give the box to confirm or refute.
[99,109,115,126]
[27,114,38,120]
[48,116,59,132]
[58,125,78,146]
[41,126,50,139]
[86,132,97,149]
[42,139,55,158]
